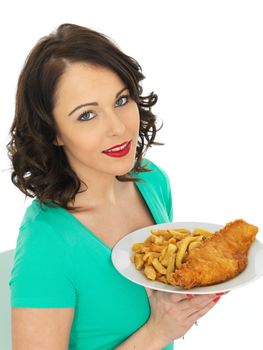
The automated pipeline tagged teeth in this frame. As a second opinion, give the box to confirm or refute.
[106,142,128,152]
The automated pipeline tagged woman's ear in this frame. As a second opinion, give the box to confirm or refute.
[53,135,64,146]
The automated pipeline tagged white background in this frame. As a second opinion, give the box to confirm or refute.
[0,1,262,349]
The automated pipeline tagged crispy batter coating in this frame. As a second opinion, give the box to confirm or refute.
[169,219,258,289]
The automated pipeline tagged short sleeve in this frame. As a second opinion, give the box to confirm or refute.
[9,220,77,308]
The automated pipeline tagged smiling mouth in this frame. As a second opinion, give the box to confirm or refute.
[102,140,132,157]
[103,140,131,153]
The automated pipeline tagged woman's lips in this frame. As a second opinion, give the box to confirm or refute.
[103,140,131,152]
[102,140,132,158]
[103,140,130,152]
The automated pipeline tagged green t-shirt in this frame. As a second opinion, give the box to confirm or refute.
[9,158,174,350]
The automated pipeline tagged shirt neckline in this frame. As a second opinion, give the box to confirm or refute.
[55,180,159,252]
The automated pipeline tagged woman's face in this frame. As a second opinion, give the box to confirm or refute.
[53,62,140,180]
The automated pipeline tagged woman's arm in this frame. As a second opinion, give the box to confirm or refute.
[11,308,74,350]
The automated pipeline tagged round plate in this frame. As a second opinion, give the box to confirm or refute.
[111,222,263,294]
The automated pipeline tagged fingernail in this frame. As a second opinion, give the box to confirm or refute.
[186,294,194,298]
[213,296,221,303]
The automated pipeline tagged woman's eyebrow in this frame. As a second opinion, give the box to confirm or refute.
[68,86,128,116]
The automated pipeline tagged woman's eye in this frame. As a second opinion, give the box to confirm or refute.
[78,95,129,121]
[78,111,96,121]
[115,95,129,107]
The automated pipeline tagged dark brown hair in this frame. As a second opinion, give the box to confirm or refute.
[7,23,164,209]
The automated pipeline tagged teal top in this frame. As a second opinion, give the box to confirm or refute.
[9,158,174,350]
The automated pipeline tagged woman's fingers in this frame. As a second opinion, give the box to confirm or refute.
[145,287,155,298]
[145,288,188,302]
[186,298,218,324]
[145,289,218,308]
[179,294,216,313]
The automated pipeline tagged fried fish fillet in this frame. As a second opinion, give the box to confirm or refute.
[169,219,258,289]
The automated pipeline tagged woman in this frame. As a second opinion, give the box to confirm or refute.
[7,23,219,350]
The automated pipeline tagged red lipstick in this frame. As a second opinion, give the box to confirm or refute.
[102,140,131,158]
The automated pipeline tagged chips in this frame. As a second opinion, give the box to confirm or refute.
[131,227,214,286]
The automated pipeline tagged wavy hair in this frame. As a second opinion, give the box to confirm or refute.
[7,23,164,210]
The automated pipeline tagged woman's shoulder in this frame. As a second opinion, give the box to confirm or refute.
[15,200,74,269]
[137,157,171,187]
[20,199,64,229]
[18,201,57,241]
[18,199,69,251]
[140,158,173,221]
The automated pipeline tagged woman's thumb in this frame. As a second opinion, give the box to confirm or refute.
[145,287,155,298]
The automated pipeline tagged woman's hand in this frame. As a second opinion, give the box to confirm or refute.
[145,288,221,345]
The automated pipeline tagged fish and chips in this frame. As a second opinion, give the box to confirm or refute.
[131,219,258,289]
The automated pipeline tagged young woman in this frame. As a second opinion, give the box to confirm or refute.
[7,23,219,350]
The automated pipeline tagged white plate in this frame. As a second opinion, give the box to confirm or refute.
[111,222,263,294]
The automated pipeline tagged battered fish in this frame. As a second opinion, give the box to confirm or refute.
[169,219,258,289]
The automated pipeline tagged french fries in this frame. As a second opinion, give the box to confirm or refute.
[131,227,214,286]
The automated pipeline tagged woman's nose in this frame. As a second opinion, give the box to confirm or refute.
[105,109,126,136]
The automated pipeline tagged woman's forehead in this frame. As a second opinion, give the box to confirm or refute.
[58,63,123,94]
[63,62,119,82]
[53,62,125,114]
